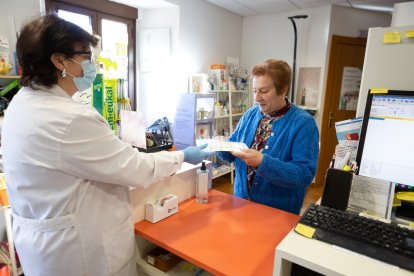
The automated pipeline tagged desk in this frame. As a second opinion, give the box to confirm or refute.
[274,229,414,276]
[135,190,299,276]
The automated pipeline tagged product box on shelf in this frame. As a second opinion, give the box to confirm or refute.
[210,64,228,91]
[146,246,182,272]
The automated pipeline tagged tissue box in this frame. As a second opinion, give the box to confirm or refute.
[145,194,178,223]
[146,246,181,272]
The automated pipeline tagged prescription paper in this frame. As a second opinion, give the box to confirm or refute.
[196,139,248,152]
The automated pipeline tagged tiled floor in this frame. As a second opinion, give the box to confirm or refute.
[212,173,323,215]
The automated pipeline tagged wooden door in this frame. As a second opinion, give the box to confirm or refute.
[314,35,366,187]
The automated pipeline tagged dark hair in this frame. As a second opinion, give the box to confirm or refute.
[251,59,291,95]
[16,14,98,88]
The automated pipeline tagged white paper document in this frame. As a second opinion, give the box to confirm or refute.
[196,139,248,152]
[347,175,394,219]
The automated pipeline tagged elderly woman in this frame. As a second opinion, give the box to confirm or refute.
[217,59,319,214]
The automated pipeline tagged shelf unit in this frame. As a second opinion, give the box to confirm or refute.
[210,83,251,183]
[136,235,212,275]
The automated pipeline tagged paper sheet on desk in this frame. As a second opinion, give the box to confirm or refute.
[196,139,248,152]
[347,175,394,219]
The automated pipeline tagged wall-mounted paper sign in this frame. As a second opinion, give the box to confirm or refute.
[295,67,321,108]
[339,67,362,111]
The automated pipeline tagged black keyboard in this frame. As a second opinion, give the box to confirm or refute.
[296,204,414,272]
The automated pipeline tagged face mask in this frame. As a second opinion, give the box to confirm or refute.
[64,59,97,92]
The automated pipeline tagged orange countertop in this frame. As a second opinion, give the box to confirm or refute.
[134,189,300,276]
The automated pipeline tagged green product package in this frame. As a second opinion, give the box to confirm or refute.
[92,73,104,115]
[103,78,118,135]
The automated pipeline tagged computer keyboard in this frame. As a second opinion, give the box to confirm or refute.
[296,203,414,272]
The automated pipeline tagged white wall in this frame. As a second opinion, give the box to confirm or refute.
[241,6,331,72]
[241,5,331,128]
[391,1,414,27]
[136,6,180,124]
[329,5,391,37]
[241,4,391,128]
[0,0,42,72]
[138,0,243,125]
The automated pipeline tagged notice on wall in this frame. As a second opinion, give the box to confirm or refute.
[295,67,321,108]
[339,67,362,111]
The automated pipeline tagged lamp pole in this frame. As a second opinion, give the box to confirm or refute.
[288,15,308,103]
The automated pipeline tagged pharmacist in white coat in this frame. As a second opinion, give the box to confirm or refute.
[1,14,210,276]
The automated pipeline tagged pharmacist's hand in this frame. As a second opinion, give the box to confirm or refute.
[231,149,263,167]
[183,144,214,165]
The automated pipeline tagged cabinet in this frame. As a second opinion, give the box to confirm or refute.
[210,79,251,182]
[173,93,216,150]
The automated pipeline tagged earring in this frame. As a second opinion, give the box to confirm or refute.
[62,69,67,77]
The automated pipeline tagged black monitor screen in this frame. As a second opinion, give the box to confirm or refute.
[356,90,414,187]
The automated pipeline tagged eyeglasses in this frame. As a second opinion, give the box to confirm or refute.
[67,51,93,64]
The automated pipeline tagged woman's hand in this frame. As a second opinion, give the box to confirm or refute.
[231,149,263,167]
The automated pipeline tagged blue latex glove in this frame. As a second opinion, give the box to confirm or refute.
[182,144,213,165]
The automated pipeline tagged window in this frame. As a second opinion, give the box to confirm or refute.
[46,0,137,110]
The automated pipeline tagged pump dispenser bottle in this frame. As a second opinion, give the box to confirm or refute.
[196,162,209,204]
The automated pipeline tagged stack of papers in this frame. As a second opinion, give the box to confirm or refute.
[334,117,362,169]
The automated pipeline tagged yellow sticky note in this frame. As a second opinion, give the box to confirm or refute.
[409,223,414,229]
[396,192,414,202]
[370,88,388,94]
[294,223,315,238]
[406,30,414,38]
[383,32,401,44]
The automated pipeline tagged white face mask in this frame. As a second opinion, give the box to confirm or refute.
[63,57,97,92]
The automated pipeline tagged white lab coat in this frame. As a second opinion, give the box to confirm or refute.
[1,85,184,276]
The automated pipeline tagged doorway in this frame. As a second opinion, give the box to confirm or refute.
[314,35,366,187]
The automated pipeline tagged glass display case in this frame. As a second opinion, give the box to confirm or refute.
[173,93,215,150]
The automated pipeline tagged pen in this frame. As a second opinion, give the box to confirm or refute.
[330,154,335,168]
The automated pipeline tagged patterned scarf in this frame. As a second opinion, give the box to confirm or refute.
[247,99,292,191]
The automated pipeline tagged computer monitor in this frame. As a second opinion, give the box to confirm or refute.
[356,90,414,188]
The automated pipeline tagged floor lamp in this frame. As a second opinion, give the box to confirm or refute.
[288,15,308,103]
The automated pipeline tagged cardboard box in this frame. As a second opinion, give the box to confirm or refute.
[209,64,228,90]
[146,247,181,272]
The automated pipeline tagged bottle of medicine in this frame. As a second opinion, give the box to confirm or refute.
[196,162,209,204]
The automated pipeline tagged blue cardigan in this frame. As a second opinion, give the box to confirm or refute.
[217,105,319,214]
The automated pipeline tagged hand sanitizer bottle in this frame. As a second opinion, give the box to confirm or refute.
[196,162,209,204]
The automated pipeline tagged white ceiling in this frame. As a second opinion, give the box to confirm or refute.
[112,0,412,15]
[203,0,411,16]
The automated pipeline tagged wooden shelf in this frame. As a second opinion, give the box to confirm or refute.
[214,115,229,119]
[212,169,232,179]
[0,75,20,79]
[0,75,20,87]
[136,258,212,275]
[232,112,244,117]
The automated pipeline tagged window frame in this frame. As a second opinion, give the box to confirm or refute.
[45,0,137,110]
